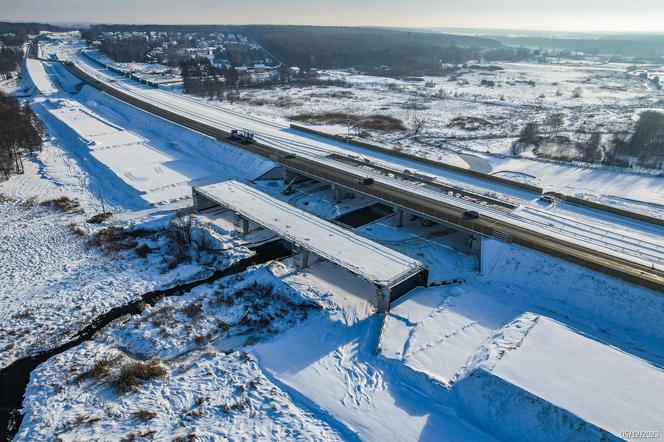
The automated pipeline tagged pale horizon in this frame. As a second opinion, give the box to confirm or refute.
[2,0,664,34]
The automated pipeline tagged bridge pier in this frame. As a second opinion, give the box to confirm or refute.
[333,184,343,203]
[300,249,311,268]
[476,236,484,274]
[282,168,306,184]
[377,287,390,313]
[238,214,250,236]
[396,209,404,227]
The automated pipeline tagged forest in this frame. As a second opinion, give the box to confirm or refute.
[0,47,23,75]
[83,25,534,75]
[0,92,44,180]
[0,22,64,45]
[517,111,664,170]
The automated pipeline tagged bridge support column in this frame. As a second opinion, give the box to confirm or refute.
[468,234,482,256]
[333,185,343,203]
[477,236,484,274]
[283,168,302,184]
[377,287,390,313]
[300,250,310,269]
[238,215,250,236]
[396,209,404,227]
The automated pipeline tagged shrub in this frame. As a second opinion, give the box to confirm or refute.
[87,212,112,224]
[113,359,167,393]
[135,244,151,258]
[519,122,540,144]
[87,225,151,256]
[132,409,157,422]
[40,196,83,213]
[164,212,194,268]
[290,112,406,131]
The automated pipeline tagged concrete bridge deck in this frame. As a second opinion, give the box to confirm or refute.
[193,180,429,310]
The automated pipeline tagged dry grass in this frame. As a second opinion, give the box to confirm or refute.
[87,212,112,224]
[181,302,203,320]
[72,414,101,427]
[68,223,87,237]
[113,359,168,393]
[0,193,15,202]
[87,225,152,256]
[40,196,83,213]
[132,409,157,422]
[291,112,407,131]
[82,354,167,393]
[447,116,497,131]
[87,354,123,381]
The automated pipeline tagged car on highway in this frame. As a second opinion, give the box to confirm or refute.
[463,210,480,220]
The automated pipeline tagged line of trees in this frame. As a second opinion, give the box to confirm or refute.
[179,58,240,101]
[0,47,23,76]
[607,111,664,169]
[516,111,664,170]
[79,25,534,76]
[236,26,504,75]
[0,21,64,45]
[99,36,150,63]
[0,92,44,179]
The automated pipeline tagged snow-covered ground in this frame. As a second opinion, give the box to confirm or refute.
[467,316,664,438]
[17,285,343,442]
[0,198,201,370]
[27,59,274,208]
[19,347,342,441]
[173,60,664,208]
[4,33,664,441]
[82,49,181,84]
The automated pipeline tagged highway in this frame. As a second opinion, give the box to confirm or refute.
[44,44,664,292]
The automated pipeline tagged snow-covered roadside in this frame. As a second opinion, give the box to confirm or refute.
[15,266,342,441]
[378,234,664,389]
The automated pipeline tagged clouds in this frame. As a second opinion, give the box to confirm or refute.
[1,0,663,32]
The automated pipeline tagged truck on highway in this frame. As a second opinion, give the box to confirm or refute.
[230,129,255,144]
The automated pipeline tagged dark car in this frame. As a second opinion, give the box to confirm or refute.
[463,210,480,220]
[361,177,375,185]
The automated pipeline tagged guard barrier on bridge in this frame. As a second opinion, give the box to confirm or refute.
[290,124,664,228]
[81,51,160,88]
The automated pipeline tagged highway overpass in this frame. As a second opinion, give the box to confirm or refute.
[47,48,664,293]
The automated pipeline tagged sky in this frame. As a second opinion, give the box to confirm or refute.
[1,0,664,33]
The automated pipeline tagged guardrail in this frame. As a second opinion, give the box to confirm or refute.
[290,123,544,193]
[291,124,664,228]
[81,51,160,88]
[281,156,664,293]
[59,59,664,294]
[545,192,664,227]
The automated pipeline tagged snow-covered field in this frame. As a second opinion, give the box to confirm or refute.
[178,60,664,210]
[0,199,187,370]
[15,266,341,441]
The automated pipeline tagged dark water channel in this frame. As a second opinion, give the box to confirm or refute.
[0,239,292,441]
